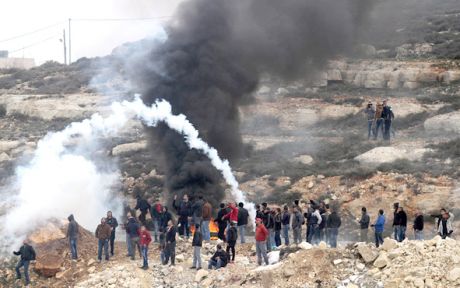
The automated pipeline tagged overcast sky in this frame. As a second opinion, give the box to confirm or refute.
[0,0,183,65]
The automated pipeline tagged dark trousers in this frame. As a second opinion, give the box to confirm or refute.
[139,210,148,225]
[383,120,392,140]
[164,241,176,265]
[329,228,339,248]
[218,224,226,242]
[15,259,30,285]
[98,239,109,261]
[375,231,384,247]
[274,230,281,246]
[374,118,384,139]
[178,218,190,237]
[226,243,235,261]
[109,231,116,255]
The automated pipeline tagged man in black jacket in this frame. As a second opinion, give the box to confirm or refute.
[135,194,151,225]
[413,210,424,240]
[173,194,192,238]
[159,206,172,232]
[215,203,229,242]
[14,240,36,286]
[381,99,395,141]
[191,224,203,269]
[191,196,204,227]
[208,244,228,270]
[394,206,407,242]
[237,202,249,244]
[106,211,118,256]
[264,207,275,251]
[66,214,79,260]
[163,220,177,266]
[326,209,342,248]
[281,206,291,245]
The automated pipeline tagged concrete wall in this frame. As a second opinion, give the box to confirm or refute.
[0,58,35,69]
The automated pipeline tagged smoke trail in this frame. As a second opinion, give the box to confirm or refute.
[124,0,375,207]
[0,96,255,252]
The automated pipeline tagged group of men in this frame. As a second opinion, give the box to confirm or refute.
[364,99,395,141]
[12,195,456,286]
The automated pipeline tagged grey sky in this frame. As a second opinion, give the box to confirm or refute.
[0,0,182,64]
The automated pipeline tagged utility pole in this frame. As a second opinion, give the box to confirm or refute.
[68,18,72,64]
[62,29,67,65]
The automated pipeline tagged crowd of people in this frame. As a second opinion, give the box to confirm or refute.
[12,195,456,286]
[364,99,395,141]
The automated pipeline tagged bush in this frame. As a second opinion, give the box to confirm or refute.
[0,104,6,117]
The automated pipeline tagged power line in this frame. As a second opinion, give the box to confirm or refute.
[71,16,171,22]
[8,35,60,54]
[0,21,64,44]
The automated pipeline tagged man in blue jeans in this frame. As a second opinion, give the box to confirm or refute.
[372,209,386,248]
[208,244,228,270]
[364,102,375,140]
[66,214,79,260]
[281,205,291,245]
[14,240,36,286]
[95,218,112,262]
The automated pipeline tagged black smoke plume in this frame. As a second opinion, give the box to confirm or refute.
[130,0,373,208]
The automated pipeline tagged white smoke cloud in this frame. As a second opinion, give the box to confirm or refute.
[0,96,255,253]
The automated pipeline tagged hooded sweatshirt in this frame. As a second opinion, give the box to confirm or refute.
[67,214,79,240]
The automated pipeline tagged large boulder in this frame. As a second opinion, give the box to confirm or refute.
[357,244,379,263]
[112,141,147,156]
[424,112,460,134]
[35,254,63,277]
[355,147,430,166]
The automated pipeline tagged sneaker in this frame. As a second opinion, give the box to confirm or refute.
[142,266,149,270]
[189,266,196,269]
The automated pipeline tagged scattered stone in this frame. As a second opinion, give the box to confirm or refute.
[373,253,389,268]
[333,259,343,265]
[195,269,209,282]
[298,242,313,250]
[447,267,460,282]
[357,244,379,263]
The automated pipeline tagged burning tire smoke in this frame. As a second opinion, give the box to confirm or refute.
[0,97,255,252]
[128,0,373,206]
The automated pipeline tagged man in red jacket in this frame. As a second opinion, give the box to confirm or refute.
[222,202,239,224]
[255,218,269,266]
[139,225,152,270]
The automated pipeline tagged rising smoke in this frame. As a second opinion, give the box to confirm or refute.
[125,0,374,206]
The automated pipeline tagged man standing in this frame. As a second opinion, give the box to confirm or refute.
[395,206,407,242]
[226,222,238,262]
[381,99,395,141]
[255,218,269,266]
[14,240,36,286]
[373,102,384,140]
[173,194,192,238]
[159,206,172,233]
[139,225,152,270]
[135,194,151,225]
[392,203,399,240]
[413,210,424,240]
[215,203,229,241]
[438,211,454,239]
[237,202,249,244]
[66,214,79,260]
[291,206,303,244]
[281,205,291,245]
[192,223,203,270]
[192,196,204,227]
[358,207,370,242]
[364,101,376,140]
[126,213,140,260]
[201,199,212,242]
[96,218,112,262]
[150,200,162,243]
[263,207,275,251]
[371,209,385,248]
[309,206,322,244]
[106,211,118,256]
[164,220,177,266]
[326,208,341,248]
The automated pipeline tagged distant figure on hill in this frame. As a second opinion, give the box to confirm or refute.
[139,225,152,270]
[364,101,375,140]
[382,99,395,141]
[135,194,151,225]
[438,211,454,239]
[358,207,370,242]
[106,211,118,256]
[66,214,79,260]
[373,102,384,140]
[95,217,112,262]
[371,209,385,248]
[13,240,36,286]
[413,210,424,240]
[237,202,249,244]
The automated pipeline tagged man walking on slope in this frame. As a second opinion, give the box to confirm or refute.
[66,214,79,260]
[95,218,112,262]
[371,209,385,248]
[255,218,269,266]
[14,240,36,286]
